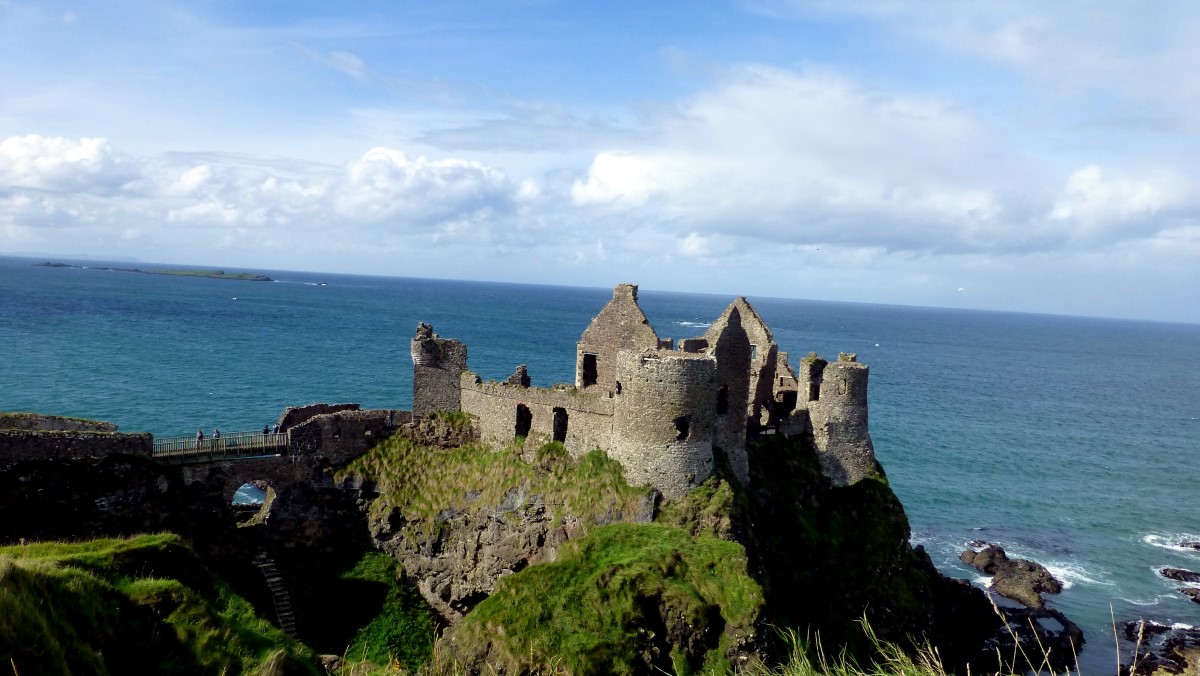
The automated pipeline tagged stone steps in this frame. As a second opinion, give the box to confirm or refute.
[252,550,299,638]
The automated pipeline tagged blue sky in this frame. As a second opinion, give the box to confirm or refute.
[1,1,1197,322]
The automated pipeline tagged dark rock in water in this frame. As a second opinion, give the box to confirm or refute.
[1124,619,1173,641]
[960,545,1062,609]
[1119,623,1200,675]
[1179,541,1200,550]
[1160,567,1200,583]
[1180,587,1200,604]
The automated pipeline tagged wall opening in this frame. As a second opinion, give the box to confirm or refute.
[552,407,569,443]
[581,353,598,387]
[749,344,758,361]
[515,404,532,438]
[231,480,276,526]
[716,385,729,414]
[674,416,690,441]
[809,382,821,401]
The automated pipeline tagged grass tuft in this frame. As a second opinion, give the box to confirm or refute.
[0,533,317,674]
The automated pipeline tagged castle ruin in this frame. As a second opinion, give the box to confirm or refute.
[411,283,877,498]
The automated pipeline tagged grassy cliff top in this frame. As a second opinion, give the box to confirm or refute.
[338,437,652,538]
[0,533,317,675]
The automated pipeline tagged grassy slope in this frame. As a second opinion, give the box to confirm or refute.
[450,523,763,676]
[339,437,651,538]
[339,551,436,673]
[0,534,317,675]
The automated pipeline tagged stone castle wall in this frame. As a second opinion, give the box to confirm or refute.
[460,375,615,456]
[0,430,152,464]
[412,323,468,418]
[611,350,717,499]
[410,284,878,499]
[287,409,406,465]
[707,308,752,484]
[576,283,659,393]
[276,403,361,432]
[0,413,119,433]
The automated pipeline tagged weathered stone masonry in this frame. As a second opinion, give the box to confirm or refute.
[414,283,879,498]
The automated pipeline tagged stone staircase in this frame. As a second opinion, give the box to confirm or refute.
[252,550,299,638]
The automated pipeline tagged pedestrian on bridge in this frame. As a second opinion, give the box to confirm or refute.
[196,428,204,447]
[213,428,220,439]
[263,424,270,435]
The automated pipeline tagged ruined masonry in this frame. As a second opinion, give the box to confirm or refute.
[410,283,877,498]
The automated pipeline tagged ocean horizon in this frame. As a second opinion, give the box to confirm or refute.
[2,253,1197,672]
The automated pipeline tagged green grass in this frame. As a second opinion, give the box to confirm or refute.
[337,436,650,539]
[340,552,436,673]
[448,522,764,675]
[432,409,475,428]
[0,533,318,675]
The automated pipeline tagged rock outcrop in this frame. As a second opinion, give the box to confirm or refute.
[1159,567,1200,584]
[960,544,1063,609]
[1121,621,1200,675]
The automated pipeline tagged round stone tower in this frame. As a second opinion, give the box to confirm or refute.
[611,349,717,499]
[809,352,876,486]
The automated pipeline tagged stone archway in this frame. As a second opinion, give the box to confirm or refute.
[231,479,278,525]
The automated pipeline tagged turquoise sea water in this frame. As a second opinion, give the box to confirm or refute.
[1,254,1197,671]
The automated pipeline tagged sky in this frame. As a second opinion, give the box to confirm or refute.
[1,1,1197,323]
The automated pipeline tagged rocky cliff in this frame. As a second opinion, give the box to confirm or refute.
[336,425,1083,674]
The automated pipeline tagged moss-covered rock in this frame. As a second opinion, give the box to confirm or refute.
[442,523,763,675]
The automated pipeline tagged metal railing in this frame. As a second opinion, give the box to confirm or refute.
[153,431,288,462]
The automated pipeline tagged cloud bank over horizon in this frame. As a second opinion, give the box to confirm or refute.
[1,1,1197,322]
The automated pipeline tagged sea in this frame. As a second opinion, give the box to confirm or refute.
[1,254,1196,672]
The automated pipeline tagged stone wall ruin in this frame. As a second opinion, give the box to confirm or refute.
[414,283,878,497]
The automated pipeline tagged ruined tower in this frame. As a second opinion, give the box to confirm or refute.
[807,353,876,486]
[411,323,468,418]
[611,349,717,499]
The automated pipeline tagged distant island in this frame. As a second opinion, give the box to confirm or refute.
[35,261,273,282]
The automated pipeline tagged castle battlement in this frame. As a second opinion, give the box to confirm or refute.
[412,285,876,497]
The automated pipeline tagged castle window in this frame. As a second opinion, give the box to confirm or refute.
[515,404,532,439]
[615,381,622,395]
[749,344,758,361]
[581,353,598,387]
[716,385,729,415]
[838,379,848,396]
[552,407,568,443]
[673,416,690,441]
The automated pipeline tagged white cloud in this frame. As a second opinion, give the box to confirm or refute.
[0,135,135,194]
[571,66,1034,251]
[563,64,1200,263]
[0,136,526,257]
[760,1,1200,131]
[336,147,513,225]
[1049,165,1183,239]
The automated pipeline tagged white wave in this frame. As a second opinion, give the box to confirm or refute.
[674,320,711,328]
[1173,623,1195,629]
[1042,560,1114,590]
[1142,533,1200,553]
[1119,596,1163,607]
[974,575,993,587]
